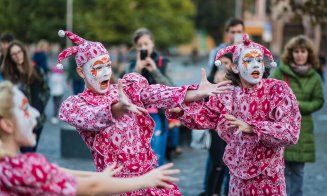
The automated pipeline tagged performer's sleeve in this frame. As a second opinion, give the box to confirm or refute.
[122,73,203,110]
[166,95,221,131]
[246,82,301,147]
[47,162,77,195]
[59,96,115,131]
[0,154,77,195]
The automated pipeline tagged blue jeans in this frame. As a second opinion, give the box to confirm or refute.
[150,113,168,166]
[285,161,305,196]
[169,127,180,148]
[201,153,212,193]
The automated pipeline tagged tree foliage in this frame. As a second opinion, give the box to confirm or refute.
[193,0,235,43]
[0,0,196,48]
[274,0,327,25]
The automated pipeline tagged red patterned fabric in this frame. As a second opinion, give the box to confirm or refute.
[167,79,301,196]
[0,153,77,196]
[59,73,198,196]
[214,34,276,68]
[57,30,109,67]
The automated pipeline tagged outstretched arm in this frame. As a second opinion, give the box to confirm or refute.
[59,96,115,131]
[75,163,180,195]
[166,94,225,131]
[140,68,232,109]
[113,71,231,118]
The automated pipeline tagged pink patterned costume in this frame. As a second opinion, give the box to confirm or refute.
[60,73,199,195]
[167,79,301,195]
[0,153,77,196]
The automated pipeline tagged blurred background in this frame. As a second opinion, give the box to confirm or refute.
[0,0,326,59]
[0,1,326,195]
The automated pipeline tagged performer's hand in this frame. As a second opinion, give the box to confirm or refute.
[116,79,148,115]
[197,68,233,97]
[224,114,253,134]
[101,162,123,177]
[0,139,4,157]
[168,107,183,113]
[140,163,180,189]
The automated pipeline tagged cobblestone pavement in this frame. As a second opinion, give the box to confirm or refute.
[38,57,327,196]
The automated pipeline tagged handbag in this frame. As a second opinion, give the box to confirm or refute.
[190,129,211,150]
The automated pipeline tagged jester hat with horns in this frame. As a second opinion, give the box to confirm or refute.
[56,30,111,69]
[214,34,277,69]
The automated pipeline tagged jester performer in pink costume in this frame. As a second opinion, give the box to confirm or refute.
[57,30,232,196]
[167,34,301,196]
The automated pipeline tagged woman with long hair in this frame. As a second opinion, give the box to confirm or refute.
[272,35,324,196]
[1,41,50,152]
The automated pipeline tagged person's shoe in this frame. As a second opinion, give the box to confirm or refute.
[174,147,183,155]
[198,191,206,196]
[51,117,59,124]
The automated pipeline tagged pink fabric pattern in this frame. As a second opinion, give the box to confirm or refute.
[166,79,301,196]
[59,73,198,196]
[215,34,277,68]
[57,30,109,67]
[0,153,77,196]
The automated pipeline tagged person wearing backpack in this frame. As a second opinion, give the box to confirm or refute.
[128,28,174,166]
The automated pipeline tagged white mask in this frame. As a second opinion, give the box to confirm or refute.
[237,48,265,84]
[12,87,40,146]
[83,54,112,94]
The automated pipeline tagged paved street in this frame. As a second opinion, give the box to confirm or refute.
[38,56,327,196]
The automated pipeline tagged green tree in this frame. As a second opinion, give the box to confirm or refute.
[193,0,235,43]
[27,0,66,43]
[75,0,196,48]
[274,0,327,25]
[0,0,31,41]
[0,0,196,48]
[74,0,136,46]
[132,0,195,48]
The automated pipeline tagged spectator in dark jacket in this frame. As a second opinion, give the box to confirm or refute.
[2,41,50,152]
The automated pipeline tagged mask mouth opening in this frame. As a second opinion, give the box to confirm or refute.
[100,80,109,90]
[251,70,261,78]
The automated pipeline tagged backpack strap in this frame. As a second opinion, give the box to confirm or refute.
[158,56,163,68]
[284,74,290,87]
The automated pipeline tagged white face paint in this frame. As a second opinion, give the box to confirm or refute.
[83,54,112,94]
[12,87,40,146]
[237,48,265,84]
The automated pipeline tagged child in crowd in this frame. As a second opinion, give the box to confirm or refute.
[0,81,181,195]
[49,66,65,124]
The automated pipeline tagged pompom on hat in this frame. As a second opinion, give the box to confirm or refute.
[56,30,111,69]
[214,34,277,68]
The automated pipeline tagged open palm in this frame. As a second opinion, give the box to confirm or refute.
[117,80,148,115]
[198,68,233,96]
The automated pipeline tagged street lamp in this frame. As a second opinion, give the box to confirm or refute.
[66,0,73,47]
[235,0,243,18]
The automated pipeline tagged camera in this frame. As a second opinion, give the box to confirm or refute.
[140,49,148,60]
